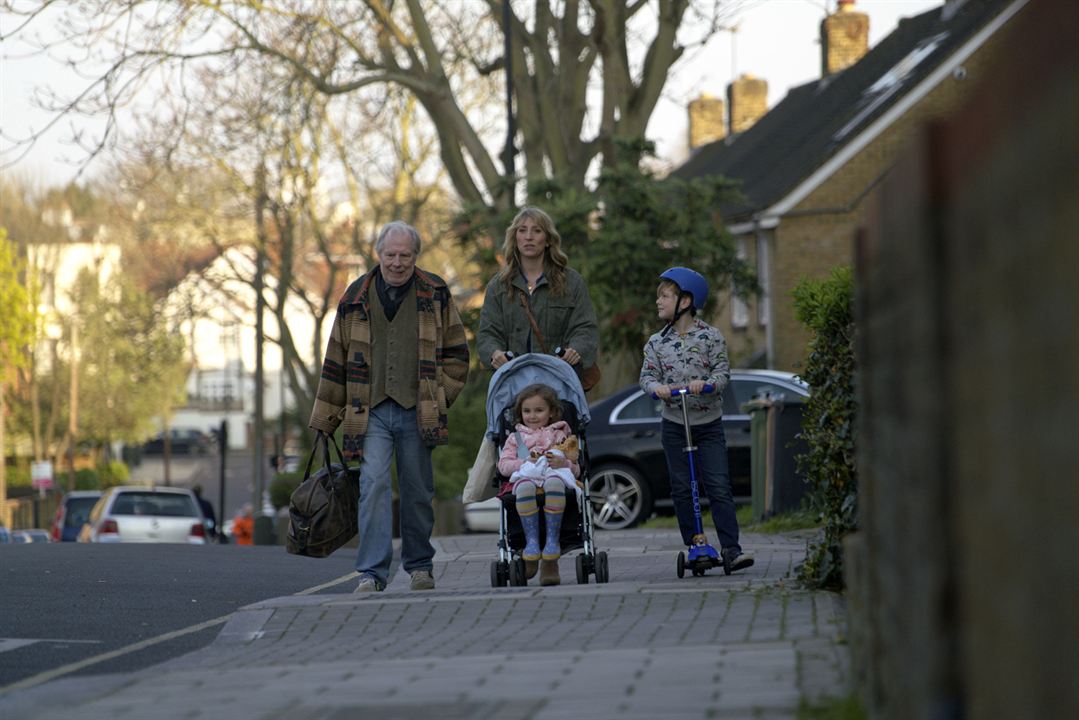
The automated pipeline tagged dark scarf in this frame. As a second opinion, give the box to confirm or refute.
[375,269,416,321]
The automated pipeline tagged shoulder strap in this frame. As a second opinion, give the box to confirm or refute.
[514,430,530,459]
[517,289,548,354]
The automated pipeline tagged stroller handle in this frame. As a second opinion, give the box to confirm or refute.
[650,384,715,399]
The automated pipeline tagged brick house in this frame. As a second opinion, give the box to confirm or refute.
[676,0,1027,371]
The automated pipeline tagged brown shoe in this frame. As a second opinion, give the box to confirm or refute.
[539,559,560,586]
[525,559,539,579]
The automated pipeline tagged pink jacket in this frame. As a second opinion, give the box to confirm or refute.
[498,420,580,479]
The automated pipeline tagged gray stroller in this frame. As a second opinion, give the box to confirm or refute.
[483,354,610,586]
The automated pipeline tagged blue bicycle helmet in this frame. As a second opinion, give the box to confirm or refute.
[659,267,709,309]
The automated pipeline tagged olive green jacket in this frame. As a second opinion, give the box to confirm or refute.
[477,268,598,370]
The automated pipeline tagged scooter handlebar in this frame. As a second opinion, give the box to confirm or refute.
[651,384,716,399]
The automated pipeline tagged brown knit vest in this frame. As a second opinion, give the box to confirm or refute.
[368,283,419,409]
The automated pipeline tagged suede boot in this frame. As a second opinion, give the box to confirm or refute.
[541,510,563,560]
[539,558,561,586]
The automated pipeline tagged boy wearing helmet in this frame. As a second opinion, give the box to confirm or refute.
[639,267,754,572]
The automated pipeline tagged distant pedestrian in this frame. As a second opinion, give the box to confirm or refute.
[309,220,470,592]
[639,267,753,572]
[192,484,218,542]
[232,503,254,546]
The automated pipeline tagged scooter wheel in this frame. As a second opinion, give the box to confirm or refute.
[723,555,732,576]
[676,551,686,579]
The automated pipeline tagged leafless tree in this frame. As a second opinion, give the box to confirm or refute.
[2,0,743,210]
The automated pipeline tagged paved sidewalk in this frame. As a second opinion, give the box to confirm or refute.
[12,529,849,719]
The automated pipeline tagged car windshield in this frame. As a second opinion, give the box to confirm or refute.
[65,497,100,527]
[111,492,198,518]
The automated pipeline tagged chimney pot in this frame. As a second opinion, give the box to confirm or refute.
[821,1,869,76]
[727,74,769,135]
[688,93,726,149]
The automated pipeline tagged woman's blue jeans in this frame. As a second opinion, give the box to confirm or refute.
[661,417,741,553]
[355,400,435,586]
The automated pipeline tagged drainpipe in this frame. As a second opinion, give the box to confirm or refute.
[754,218,776,369]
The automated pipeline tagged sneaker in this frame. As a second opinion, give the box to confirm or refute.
[410,570,435,591]
[722,549,755,572]
[353,575,384,593]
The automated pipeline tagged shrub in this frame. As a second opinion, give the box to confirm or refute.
[4,464,31,488]
[97,460,130,488]
[54,468,101,491]
[432,374,488,500]
[269,471,304,510]
[791,266,856,590]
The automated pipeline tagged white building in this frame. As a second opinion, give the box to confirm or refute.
[167,246,340,451]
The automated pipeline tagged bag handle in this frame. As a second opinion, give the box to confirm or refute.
[517,289,548,354]
[301,431,348,481]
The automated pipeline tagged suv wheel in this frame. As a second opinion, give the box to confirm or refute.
[588,463,652,530]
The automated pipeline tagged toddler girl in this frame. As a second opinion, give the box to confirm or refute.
[497,383,580,586]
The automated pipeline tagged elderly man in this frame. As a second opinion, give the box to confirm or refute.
[309,221,469,592]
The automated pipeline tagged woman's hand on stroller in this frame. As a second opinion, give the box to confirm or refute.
[554,346,580,366]
[491,350,514,369]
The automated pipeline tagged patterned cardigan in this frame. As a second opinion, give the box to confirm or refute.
[308,267,470,459]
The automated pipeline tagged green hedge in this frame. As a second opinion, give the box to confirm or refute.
[791,266,856,590]
[432,374,488,500]
[269,471,304,510]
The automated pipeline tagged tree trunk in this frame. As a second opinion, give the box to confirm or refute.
[1,382,9,528]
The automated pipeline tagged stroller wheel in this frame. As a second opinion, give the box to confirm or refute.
[575,553,590,584]
[676,551,686,579]
[596,551,610,584]
[510,557,528,586]
[491,560,508,587]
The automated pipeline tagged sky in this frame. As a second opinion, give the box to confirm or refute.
[0,0,941,188]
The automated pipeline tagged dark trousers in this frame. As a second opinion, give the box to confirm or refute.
[661,417,741,552]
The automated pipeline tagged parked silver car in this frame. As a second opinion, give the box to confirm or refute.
[78,486,209,544]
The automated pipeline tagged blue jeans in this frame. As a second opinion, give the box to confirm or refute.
[661,417,741,553]
[355,401,435,585]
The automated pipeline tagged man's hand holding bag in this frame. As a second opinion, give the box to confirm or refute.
[285,431,361,558]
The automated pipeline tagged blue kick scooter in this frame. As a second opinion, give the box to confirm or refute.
[670,386,732,578]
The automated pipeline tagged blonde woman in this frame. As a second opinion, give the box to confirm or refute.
[477,206,598,372]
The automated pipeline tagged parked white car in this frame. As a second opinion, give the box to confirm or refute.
[78,486,209,544]
[463,497,502,533]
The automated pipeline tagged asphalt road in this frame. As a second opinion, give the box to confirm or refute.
[0,542,357,692]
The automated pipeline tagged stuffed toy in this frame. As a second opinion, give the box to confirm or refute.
[546,435,579,462]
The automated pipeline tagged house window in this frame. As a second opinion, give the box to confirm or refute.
[731,237,749,329]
